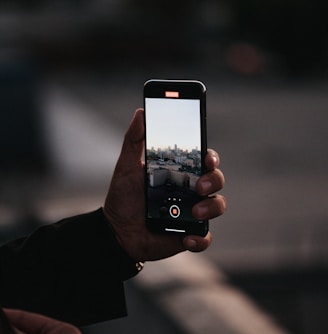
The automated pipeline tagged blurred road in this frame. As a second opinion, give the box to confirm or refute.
[2,73,328,333]
[35,73,328,334]
[1,3,327,333]
[42,74,328,272]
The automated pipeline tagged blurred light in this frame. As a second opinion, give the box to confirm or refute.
[225,42,265,76]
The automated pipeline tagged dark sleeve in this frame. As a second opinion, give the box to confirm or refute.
[0,208,140,326]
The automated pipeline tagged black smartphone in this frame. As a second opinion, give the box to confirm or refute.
[144,79,208,236]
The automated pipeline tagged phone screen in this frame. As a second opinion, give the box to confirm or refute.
[144,80,207,235]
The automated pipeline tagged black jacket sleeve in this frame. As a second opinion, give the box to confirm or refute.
[0,208,140,326]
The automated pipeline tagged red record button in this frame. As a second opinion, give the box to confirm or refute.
[169,205,180,218]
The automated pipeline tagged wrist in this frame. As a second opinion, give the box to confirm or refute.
[102,208,144,274]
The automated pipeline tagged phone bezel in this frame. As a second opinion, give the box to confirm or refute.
[143,79,208,236]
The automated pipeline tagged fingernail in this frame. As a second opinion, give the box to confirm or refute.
[186,238,197,250]
[196,205,208,218]
[212,155,218,164]
[200,180,211,194]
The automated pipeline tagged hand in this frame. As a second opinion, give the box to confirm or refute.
[3,309,80,334]
[104,108,226,262]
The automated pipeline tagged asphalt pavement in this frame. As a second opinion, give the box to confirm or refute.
[42,74,328,273]
[2,73,327,333]
[43,74,328,334]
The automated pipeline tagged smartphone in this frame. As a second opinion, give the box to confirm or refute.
[144,79,208,236]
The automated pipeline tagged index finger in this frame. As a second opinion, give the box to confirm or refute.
[205,149,220,171]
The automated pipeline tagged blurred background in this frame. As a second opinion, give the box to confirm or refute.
[0,1,327,333]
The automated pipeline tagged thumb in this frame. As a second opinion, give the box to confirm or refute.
[125,108,145,144]
[116,108,145,171]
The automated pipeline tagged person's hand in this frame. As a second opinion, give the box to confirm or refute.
[3,309,80,334]
[104,108,226,262]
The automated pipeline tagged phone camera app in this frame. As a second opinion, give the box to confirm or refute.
[145,98,202,223]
